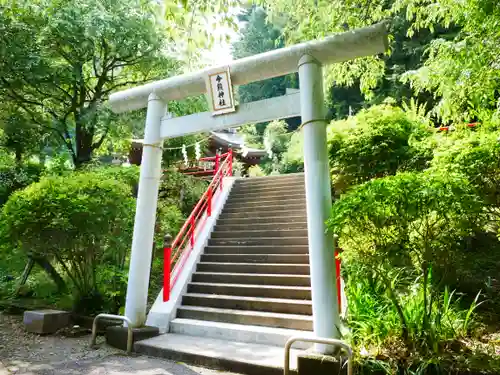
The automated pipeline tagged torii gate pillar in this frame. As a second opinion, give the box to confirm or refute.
[124,93,166,326]
[298,54,340,352]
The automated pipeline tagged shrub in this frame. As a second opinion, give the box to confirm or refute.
[0,162,44,206]
[0,171,135,314]
[160,170,207,216]
[328,105,433,192]
[432,131,500,210]
[248,165,265,177]
[85,165,140,197]
[329,171,484,348]
[281,131,304,173]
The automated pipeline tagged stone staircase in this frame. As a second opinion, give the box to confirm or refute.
[136,174,312,374]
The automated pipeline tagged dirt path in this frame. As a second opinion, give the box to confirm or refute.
[0,313,237,375]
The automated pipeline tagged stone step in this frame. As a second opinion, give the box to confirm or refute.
[213,222,308,232]
[235,173,304,186]
[226,193,305,205]
[223,201,306,212]
[216,216,307,226]
[134,333,301,375]
[182,293,312,315]
[211,229,308,239]
[219,210,306,220]
[176,306,313,332]
[170,318,313,349]
[234,183,304,192]
[222,203,306,214]
[187,282,312,299]
[234,176,304,187]
[204,245,309,255]
[197,262,310,275]
[229,189,305,201]
[231,184,304,196]
[191,272,311,286]
[208,237,308,246]
[224,195,306,208]
[200,253,309,264]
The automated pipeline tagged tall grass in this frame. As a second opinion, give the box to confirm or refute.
[345,265,482,357]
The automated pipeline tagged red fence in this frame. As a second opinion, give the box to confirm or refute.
[163,150,233,302]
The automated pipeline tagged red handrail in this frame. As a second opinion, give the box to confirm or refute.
[163,150,233,301]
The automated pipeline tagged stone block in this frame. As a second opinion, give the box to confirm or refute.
[23,309,70,334]
[297,352,348,375]
[106,325,159,351]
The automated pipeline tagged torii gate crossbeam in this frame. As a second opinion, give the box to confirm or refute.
[109,22,388,354]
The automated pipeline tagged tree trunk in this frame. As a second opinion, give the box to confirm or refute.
[15,147,23,165]
[14,258,35,296]
[32,256,67,292]
[39,150,46,167]
[74,107,101,168]
[75,145,93,167]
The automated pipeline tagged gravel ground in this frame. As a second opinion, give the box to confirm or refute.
[0,313,238,375]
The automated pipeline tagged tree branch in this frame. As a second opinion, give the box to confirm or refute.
[101,79,152,96]
[91,127,109,150]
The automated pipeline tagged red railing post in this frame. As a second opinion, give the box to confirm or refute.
[219,165,224,191]
[228,149,233,176]
[335,248,342,313]
[189,216,195,248]
[214,153,220,175]
[163,246,172,302]
[207,187,212,216]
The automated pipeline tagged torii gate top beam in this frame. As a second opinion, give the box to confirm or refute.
[109,22,388,113]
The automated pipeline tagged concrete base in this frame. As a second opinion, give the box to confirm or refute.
[23,309,70,334]
[297,352,348,375]
[105,325,159,351]
[135,333,301,375]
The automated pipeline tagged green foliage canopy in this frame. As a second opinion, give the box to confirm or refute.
[394,0,500,122]
[232,7,292,103]
[0,0,238,167]
[328,105,432,191]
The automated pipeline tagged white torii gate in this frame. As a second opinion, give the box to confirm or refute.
[109,22,387,352]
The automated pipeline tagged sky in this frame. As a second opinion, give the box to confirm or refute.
[201,6,243,66]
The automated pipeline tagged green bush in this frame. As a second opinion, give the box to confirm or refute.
[0,162,44,206]
[0,171,135,314]
[328,105,433,192]
[329,171,484,349]
[432,131,500,210]
[160,170,207,216]
[281,131,304,173]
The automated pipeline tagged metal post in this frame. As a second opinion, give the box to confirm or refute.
[298,54,341,353]
[91,314,133,354]
[124,93,166,327]
[284,336,352,375]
